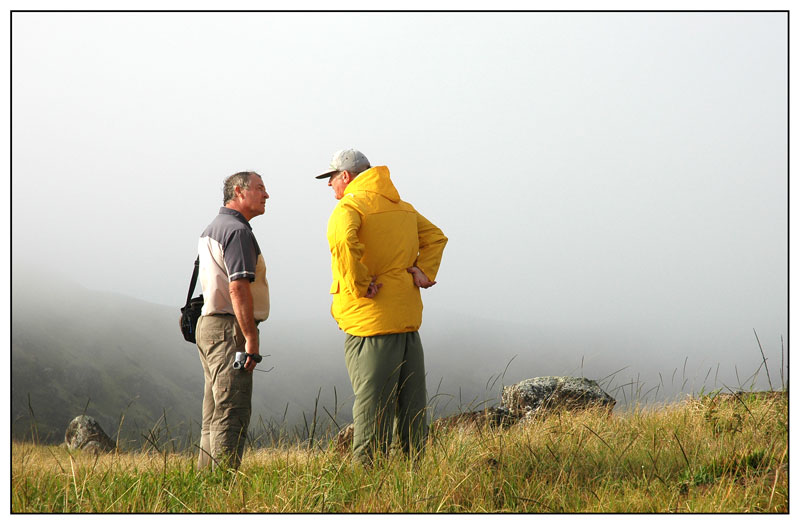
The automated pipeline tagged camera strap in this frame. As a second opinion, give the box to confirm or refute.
[185,256,199,307]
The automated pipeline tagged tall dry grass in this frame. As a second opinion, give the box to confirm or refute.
[11,390,787,513]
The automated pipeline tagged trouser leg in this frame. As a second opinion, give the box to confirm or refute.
[196,315,253,471]
[209,369,252,470]
[198,340,215,469]
[396,331,428,457]
[344,333,405,465]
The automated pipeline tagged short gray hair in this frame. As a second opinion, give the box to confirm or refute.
[223,171,260,204]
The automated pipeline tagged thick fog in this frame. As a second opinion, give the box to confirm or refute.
[9,12,788,412]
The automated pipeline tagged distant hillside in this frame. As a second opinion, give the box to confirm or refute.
[11,272,357,447]
[12,278,203,445]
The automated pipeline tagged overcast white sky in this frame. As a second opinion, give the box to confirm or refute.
[3,8,789,397]
[11,11,787,319]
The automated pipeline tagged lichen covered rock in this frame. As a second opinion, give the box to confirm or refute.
[64,415,116,452]
[502,376,615,421]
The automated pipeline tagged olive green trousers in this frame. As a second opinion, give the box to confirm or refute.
[344,331,428,465]
[196,314,253,470]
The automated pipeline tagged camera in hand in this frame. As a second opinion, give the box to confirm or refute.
[233,352,263,370]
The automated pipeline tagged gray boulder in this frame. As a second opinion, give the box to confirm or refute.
[502,376,615,421]
[65,415,116,452]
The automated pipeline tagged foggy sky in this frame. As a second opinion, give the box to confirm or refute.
[9,12,788,387]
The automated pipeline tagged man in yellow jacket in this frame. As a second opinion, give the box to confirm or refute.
[316,149,447,465]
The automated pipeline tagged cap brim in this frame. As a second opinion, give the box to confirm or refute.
[315,170,338,180]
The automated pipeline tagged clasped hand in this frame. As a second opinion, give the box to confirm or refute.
[407,266,436,288]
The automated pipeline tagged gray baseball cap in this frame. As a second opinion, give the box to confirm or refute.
[315,149,371,179]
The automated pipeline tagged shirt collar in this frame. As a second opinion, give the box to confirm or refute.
[219,207,252,230]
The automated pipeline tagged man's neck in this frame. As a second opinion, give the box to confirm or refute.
[225,203,252,222]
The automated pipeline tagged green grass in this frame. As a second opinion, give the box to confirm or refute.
[11,391,787,513]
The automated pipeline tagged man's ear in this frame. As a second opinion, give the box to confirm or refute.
[342,171,352,184]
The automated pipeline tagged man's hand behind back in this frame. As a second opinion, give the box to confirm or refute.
[407,266,436,288]
[365,279,383,298]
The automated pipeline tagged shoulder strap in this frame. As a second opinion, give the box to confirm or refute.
[185,256,199,306]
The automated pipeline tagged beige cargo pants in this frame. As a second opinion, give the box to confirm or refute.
[344,331,428,465]
[196,314,254,470]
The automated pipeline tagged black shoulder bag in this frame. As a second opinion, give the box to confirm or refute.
[179,257,204,343]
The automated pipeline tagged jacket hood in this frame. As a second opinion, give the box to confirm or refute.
[346,166,400,203]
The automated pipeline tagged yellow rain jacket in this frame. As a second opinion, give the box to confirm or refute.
[327,166,448,336]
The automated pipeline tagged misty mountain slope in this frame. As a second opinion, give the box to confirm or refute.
[11,274,565,446]
[10,275,349,445]
[10,271,362,445]
[11,280,204,444]
[12,269,751,448]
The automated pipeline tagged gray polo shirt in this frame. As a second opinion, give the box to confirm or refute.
[198,207,270,321]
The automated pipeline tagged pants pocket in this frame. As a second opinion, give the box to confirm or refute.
[213,373,253,429]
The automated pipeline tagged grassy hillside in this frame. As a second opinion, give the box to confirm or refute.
[11,391,787,513]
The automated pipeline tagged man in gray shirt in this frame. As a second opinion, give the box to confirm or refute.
[195,171,270,470]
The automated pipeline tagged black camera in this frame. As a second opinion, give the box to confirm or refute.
[233,352,262,370]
